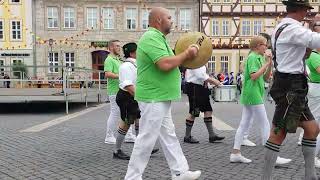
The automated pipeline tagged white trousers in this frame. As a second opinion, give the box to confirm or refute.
[125,101,189,180]
[308,83,320,122]
[233,104,270,150]
[299,83,320,155]
[105,95,134,140]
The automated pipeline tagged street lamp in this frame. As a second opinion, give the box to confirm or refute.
[48,38,53,75]
[235,37,245,73]
[60,47,64,94]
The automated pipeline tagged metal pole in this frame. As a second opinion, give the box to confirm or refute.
[63,67,68,114]
[20,71,22,88]
[85,75,88,107]
[60,48,64,94]
[98,72,101,102]
[32,0,37,77]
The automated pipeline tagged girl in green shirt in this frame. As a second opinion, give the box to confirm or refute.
[230,36,272,163]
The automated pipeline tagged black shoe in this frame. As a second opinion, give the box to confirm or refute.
[113,150,130,160]
[209,135,225,143]
[184,136,199,144]
[151,148,159,154]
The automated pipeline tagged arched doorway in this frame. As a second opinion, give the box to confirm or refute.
[91,50,109,83]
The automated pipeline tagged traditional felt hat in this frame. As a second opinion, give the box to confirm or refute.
[123,42,137,57]
[282,0,313,9]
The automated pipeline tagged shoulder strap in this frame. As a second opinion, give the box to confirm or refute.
[123,60,137,68]
[272,23,290,70]
[312,50,320,54]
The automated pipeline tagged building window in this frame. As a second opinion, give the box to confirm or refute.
[243,0,252,2]
[208,56,216,74]
[240,55,244,64]
[212,20,219,36]
[0,20,3,40]
[179,8,191,31]
[64,7,75,28]
[11,21,21,40]
[0,60,4,76]
[241,20,251,36]
[126,8,137,30]
[48,52,59,73]
[253,20,263,36]
[220,56,229,73]
[47,7,58,28]
[12,59,22,65]
[141,9,149,30]
[65,52,75,71]
[87,7,98,29]
[102,7,114,29]
[255,0,264,2]
[223,0,231,2]
[222,20,230,36]
[168,8,176,30]
[10,0,20,3]
[310,0,318,2]
[212,0,220,2]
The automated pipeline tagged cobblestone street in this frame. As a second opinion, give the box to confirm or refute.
[0,95,317,179]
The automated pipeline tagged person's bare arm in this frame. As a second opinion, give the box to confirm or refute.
[156,45,199,71]
[124,85,135,96]
[105,72,119,79]
[205,77,222,86]
[250,53,272,81]
[263,52,272,81]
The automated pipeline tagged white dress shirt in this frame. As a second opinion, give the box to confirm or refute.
[119,57,137,91]
[185,66,209,85]
[271,17,320,74]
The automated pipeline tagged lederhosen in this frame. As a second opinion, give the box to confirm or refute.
[116,61,141,125]
[185,82,212,117]
[271,23,314,134]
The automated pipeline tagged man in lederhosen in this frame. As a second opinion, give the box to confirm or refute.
[114,42,159,160]
[261,1,320,179]
[183,65,225,144]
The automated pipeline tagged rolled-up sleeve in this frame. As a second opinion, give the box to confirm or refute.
[288,25,320,49]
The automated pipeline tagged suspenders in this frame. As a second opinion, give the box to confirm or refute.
[272,23,290,71]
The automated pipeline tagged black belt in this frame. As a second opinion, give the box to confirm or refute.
[275,71,306,79]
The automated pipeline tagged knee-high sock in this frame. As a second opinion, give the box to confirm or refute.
[315,134,320,156]
[261,141,280,180]
[185,119,194,138]
[302,138,317,180]
[115,127,127,151]
[135,124,139,137]
[204,117,216,138]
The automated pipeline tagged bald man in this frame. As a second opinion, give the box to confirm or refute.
[124,7,201,180]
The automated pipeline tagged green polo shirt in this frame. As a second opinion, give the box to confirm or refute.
[104,54,122,95]
[240,51,265,105]
[135,27,181,102]
[306,51,320,83]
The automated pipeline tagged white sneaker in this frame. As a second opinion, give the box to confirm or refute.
[230,153,252,163]
[315,157,320,168]
[241,139,256,147]
[172,170,201,180]
[297,141,302,146]
[105,136,116,144]
[275,156,292,165]
[124,136,136,143]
